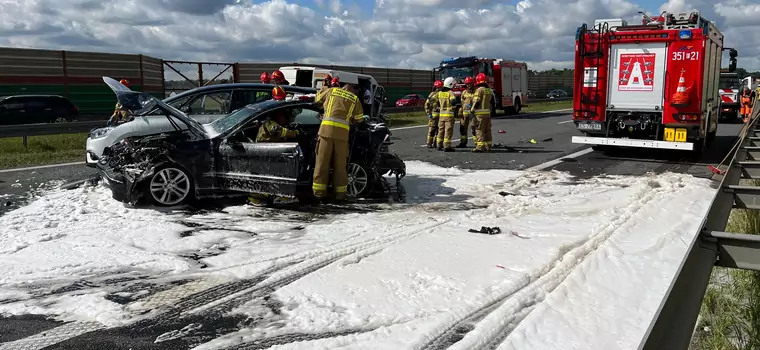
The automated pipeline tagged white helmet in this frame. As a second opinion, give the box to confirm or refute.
[443,77,456,89]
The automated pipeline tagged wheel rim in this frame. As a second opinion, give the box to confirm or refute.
[149,167,191,205]
[346,163,368,197]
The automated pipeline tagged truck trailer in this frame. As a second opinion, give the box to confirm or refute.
[435,56,528,114]
[571,11,726,154]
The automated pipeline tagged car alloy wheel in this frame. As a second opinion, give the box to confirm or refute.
[346,163,369,197]
[149,167,192,206]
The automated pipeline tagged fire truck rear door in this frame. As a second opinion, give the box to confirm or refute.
[607,42,668,111]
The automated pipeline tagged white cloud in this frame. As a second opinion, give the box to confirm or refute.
[0,0,757,71]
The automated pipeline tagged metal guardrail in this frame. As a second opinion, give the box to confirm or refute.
[639,99,760,350]
[0,98,570,138]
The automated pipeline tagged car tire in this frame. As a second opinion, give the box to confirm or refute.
[144,165,195,206]
[346,163,371,197]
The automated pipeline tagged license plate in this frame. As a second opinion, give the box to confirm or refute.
[664,128,688,142]
[577,123,601,131]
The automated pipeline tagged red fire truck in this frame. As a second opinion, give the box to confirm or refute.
[436,56,529,114]
[571,11,731,154]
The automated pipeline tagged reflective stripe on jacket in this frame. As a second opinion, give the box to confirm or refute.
[436,90,457,118]
[471,86,493,115]
[315,87,364,141]
[255,119,296,142]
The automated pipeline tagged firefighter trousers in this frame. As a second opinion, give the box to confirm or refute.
[436,116,455,149]
[427,116,439,147]
[312,136,349,200]
[473,115,492,152]
[741,103,752,121]
[458,114,477,146]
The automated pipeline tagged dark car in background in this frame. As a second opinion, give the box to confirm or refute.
[0,95,79,125]
[395,94,425,107]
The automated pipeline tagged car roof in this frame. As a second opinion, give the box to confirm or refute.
[244,99,318,112]
[165,83,317,102]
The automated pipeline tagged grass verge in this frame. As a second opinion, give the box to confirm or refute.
[693,179,760,349]
[0,133,87,170]
[0,100,572,170]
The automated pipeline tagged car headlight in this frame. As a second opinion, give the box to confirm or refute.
[89,127,114,139]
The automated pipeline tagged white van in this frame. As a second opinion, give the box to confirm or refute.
[278,66,388,118]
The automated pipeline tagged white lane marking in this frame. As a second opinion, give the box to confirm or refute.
[389,108,572,131]
[0,321,105,350]
[0,161,84,174]
[526,148,594,171]
[557,119,574,124]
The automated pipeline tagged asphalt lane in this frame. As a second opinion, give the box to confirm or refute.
[390,111,579,170]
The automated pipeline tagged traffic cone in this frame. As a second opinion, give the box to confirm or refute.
[671,70,689,106]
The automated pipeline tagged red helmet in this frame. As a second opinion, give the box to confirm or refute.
[119,79,130,87]
[331,77,340,87]
[475,73,487,85]
[271,70,285,83]
[272,86,287,100]
[260,72,271,84]
[463,76,474,85]
[325,74,332,81]
[433,80,443,89]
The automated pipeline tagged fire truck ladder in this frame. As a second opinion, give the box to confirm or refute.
[577,22,609,116]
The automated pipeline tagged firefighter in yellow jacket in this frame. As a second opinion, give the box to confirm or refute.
[457,76,477,148]
[471,73,494,152]
[436,77,458,152]
[313,78,367,202]
[424,80,443,148]
[741,87,753,123]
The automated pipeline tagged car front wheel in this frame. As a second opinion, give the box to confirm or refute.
[146,166,194,206]
[346,163,370,197]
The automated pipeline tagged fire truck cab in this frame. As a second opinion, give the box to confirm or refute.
[572,11,725,154]
[435,56,529,115]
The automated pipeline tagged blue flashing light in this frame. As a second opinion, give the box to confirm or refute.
[679,30,692,40]
[442,57,459,63]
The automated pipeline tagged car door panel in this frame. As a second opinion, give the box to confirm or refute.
[216,141,302,196]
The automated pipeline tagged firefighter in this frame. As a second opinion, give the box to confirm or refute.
[471,73,494,152]
[256,86,299,142]
[424,80,442,148]
[108,79,132,126]
[312,80,367,203]
[260,72,272,84]
[271,70,291,86]
[248,87,300,206]
[435,77,458,152]
[741,87,753,123]
[256,72,273,101]
[457,76,477,148]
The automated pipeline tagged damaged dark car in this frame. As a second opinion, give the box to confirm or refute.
[96,77,406,207]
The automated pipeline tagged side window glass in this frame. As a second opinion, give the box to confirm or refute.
[187,91,231,115]
[293,107,322,124]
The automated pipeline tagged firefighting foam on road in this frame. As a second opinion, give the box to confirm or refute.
[0,161,717,349]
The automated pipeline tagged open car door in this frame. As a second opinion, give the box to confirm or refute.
[214,108,303,198]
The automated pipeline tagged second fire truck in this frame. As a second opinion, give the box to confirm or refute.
[571,11,731,154]
[436,56,529,114]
